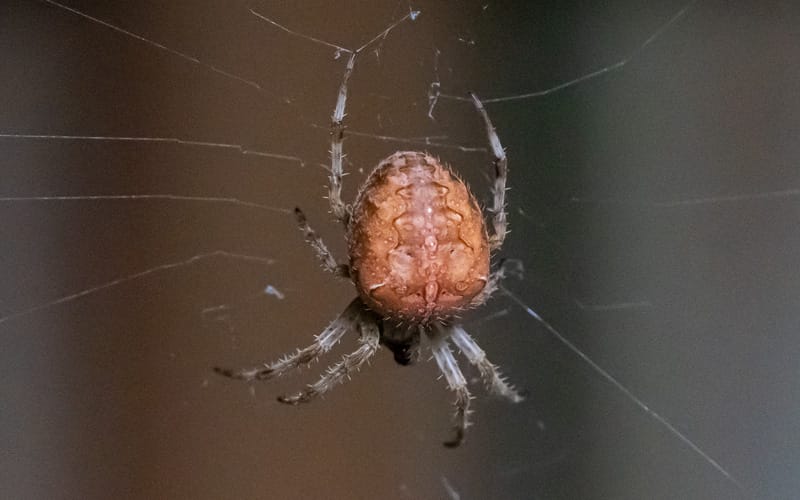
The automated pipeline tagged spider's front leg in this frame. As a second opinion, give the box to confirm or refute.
[213,298,362,381]
[278,314,380,404]
[449,325,523,403]
[429,327,472,448]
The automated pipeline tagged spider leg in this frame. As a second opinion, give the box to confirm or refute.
[327,52,357,227]
[326,11,419,226]
[470,92,508,251]
[429,327,472,448]
[469,259,507,308]
[278,317,380,405]
[294,207,350,278]
[449,325,524,403]
[213,298,362,381]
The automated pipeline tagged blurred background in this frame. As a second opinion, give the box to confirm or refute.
[1,0,799,498]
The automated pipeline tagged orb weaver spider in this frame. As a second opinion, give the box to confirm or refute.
[215,49,522,447]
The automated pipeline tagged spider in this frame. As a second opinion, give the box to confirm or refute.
[215,51,522,447]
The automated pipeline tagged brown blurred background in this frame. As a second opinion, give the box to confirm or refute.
[1,1,799,498]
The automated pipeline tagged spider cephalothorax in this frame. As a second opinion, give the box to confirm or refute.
[216,38,521,447]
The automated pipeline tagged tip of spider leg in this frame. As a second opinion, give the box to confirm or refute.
[515,387,531,402]
[212,366,236,378]
[276,395,299,405]
[443,431,464,448]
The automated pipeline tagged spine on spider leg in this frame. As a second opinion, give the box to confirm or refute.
[328,52,358,224]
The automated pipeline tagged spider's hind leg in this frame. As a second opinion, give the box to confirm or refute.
[469,258,519,308]
[327,53,357,227]
[470,92,508,251]
[294,207,350,279]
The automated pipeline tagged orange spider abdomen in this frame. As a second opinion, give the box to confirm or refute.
[347,151,490,323]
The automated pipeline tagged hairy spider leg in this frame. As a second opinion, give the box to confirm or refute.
[278,314,380,404]
[327,8,419,226]
[327,52,357,227]
[326,9,420,227]
[449,325,523,402]
[213,298,362,381]
[468,257,509,308]
[470,92,508,251]
[293,207,350,278]
[428,326,472,447]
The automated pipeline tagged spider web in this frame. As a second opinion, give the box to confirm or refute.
[1,1,798,498]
